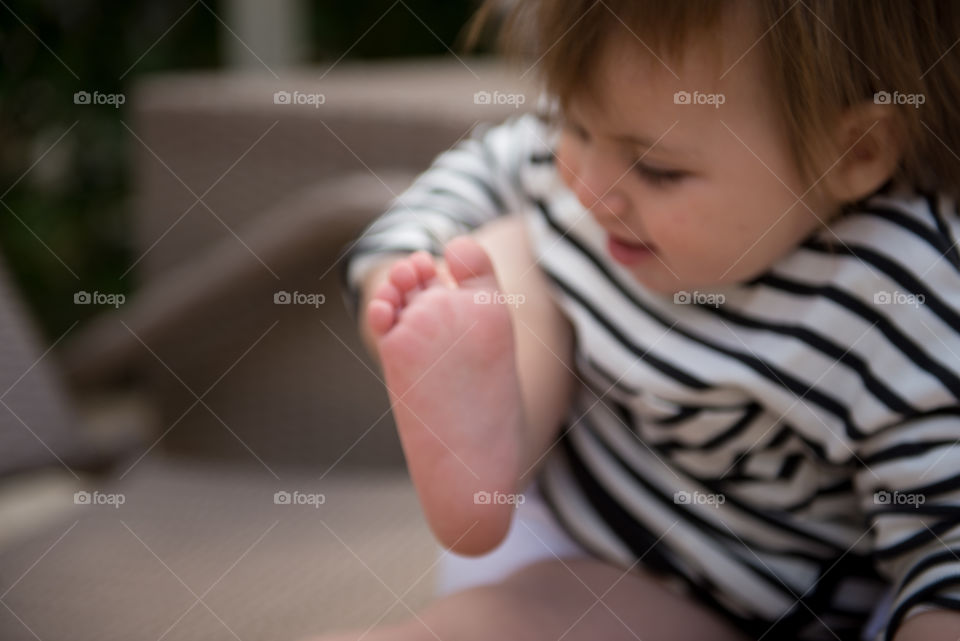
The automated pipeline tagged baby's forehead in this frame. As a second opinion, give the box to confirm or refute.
[562,38,767,122]
[556,17,770,119]
[615,16,762,82]
[600,29,775,100]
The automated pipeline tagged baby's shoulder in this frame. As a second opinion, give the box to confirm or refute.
[830,184,960,266]
[761,184,960,427]
[782,184,960,305]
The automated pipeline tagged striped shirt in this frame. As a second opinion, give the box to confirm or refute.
[343,111,960,641]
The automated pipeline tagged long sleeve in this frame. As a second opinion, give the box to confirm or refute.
[854,408,960,641]
[340,112,554,316]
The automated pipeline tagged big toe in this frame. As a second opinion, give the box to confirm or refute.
[444,236,497,288]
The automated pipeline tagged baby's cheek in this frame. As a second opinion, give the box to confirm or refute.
[651,211,699,253]
[554,137,580,190]
[666,198,737,254]
[658,219,732,276]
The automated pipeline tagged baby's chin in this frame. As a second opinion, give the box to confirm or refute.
[624,264,742,297]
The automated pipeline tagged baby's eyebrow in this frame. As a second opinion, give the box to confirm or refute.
[561,108,689,159]
[612,133,684,157]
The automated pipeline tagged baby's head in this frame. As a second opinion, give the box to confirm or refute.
[475,1,960,293]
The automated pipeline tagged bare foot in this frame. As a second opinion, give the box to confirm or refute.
[367,237,525,555]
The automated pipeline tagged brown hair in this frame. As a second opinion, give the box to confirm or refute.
[466,0,960,198]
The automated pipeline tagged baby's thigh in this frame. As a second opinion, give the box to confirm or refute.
[492,557,751,641]
[348,556,751,641]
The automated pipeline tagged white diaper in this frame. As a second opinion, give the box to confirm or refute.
[434,480,593,596]
[434,483,911,640]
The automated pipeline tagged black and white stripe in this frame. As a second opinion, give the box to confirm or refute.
[343,113,960,641]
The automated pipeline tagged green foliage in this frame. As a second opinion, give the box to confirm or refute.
[0,1,219,338]
[311,1,479,59]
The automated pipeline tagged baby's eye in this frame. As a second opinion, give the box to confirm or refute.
[634,163,687,187]
[561,119,590,141]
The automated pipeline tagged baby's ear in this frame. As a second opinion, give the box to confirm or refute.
[819,101,903,203]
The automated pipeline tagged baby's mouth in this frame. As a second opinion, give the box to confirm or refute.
[606,234,656,266]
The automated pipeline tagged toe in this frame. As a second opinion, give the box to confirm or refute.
[372,280,403,309]
[410,251,439,285]
[444,236,497,288]
[388,259,419,293]
[366,299,396,337]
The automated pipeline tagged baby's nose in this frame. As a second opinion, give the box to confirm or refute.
[575,184,629,221]
[594,192,629,219]
[570,160,629,219]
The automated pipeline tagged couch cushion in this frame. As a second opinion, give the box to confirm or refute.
[0,458,439,641]
[0,254,96,478]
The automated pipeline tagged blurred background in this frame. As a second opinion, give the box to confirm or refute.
[2,0,487,338]
[0,2,535,640]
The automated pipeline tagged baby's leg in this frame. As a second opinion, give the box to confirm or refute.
[307,556,750,641]
[368,236,525,555]
[367,217,576,557]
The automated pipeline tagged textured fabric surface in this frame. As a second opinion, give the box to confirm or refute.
[0,254,92,478]
[0,459,437,641]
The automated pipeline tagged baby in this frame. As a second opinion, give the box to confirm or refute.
[331,1,960,640]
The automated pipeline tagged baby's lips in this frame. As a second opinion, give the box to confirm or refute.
[609,233,656,251]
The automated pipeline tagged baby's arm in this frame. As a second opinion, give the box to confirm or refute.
[893,610,960,641]
[471,216,576,487]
